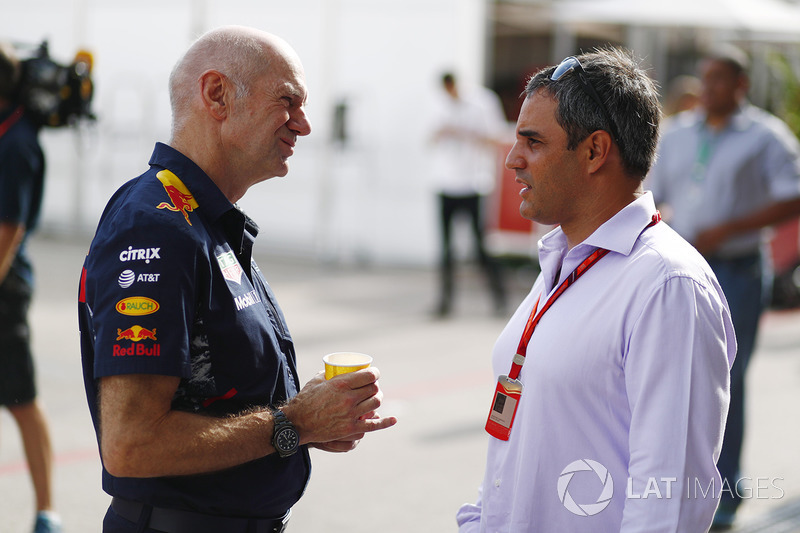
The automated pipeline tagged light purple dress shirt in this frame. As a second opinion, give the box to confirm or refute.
[457,193,736,532]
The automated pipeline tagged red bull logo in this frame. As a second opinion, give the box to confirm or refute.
[116,325,157,342]
[113,344,161,357]
[156,170,199,226]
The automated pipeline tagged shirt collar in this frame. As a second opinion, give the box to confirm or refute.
[584,192,658,255]
[729,102,755,131]
[219,208,260,257]
[540,192,658,259]
[148,142,259,255]
[148,142,234,224]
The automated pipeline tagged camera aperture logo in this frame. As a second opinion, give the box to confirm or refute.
[558,459,614,516]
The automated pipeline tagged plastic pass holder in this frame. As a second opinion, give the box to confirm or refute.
[485,374,523,441]
[482,243,625,441]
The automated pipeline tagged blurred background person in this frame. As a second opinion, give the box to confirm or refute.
[647,45,800,530]
[429,72,507,318]
[663,74,702,116]
[0,41,62,533]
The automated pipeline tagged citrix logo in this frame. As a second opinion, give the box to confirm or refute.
[119,246,161,264]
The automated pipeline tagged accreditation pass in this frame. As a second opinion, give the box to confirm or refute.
[485,374,523,441]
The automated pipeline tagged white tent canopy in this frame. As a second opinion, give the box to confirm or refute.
[553,0,800,40]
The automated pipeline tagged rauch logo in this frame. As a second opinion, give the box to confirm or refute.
[116,297,160,316]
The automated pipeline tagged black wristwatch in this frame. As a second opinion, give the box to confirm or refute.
[271,409,299,458]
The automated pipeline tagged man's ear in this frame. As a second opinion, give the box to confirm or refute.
[199,70,231,121]
[585,130,613,174]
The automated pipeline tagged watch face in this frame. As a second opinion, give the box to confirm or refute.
[276,427,298,452]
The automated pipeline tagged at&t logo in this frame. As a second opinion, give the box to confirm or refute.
[557,459,614,517]
[118,270,135,288]
[118,269,161,288]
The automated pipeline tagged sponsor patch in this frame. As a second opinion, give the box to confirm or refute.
[116,325,157,341]
[234,289,262,311]
[156,169,199,226]
[116,297,160,316]
[119,247,161,264]
[216,251,244,284]
[113,343,161,357]
[118,270,162,288]
[118,270,135,288]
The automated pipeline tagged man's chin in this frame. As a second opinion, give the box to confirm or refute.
[264,163,290,180]
[276,159,291,176]
[519,203,536,222]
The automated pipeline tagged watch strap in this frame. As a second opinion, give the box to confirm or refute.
[271,408,299,458]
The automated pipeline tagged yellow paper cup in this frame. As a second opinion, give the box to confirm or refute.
[323,352,373,380]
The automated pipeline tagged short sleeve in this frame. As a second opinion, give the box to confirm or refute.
[85,203,201,380]
[0,129,40,224]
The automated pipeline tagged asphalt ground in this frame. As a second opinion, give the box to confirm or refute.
[1,234,799,532]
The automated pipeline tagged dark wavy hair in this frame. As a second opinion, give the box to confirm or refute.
[525,47,661,180]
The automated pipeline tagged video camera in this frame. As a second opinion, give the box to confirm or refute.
[17,40,95,128]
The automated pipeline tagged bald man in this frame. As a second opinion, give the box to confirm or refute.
[78,26,396,533]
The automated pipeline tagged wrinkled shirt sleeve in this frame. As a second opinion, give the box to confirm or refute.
[621,275,736,532]
[457,484,483,533]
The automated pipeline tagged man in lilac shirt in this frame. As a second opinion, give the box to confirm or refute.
[457,48,736,532]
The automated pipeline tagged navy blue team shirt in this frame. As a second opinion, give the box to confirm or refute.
[0,106,44,288]
[78,142,310,518]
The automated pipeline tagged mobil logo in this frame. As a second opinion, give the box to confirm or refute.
[116,297,160,316]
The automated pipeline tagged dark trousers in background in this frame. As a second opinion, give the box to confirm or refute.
[0,273,36,406]
[437,193,506,316]
[708,253,767,512]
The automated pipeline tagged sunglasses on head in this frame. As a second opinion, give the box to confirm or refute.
[550,56,624,154]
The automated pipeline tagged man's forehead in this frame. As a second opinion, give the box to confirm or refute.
[261,62,308,101]
[700,59,739,78]
[279,77,308,101]
[518,92,558,125]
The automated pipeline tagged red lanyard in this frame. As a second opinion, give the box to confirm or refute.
[508,247,608,380]
[0,106,24,139]
[508,212,661,381]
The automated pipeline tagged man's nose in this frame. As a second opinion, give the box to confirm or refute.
[505,143,523,170]
[290,108,311,137]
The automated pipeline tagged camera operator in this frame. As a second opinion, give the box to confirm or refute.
[0,41,62,533]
